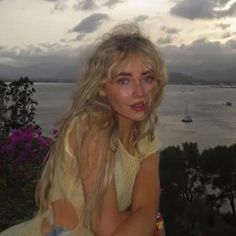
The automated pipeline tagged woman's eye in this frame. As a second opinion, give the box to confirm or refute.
[116,78,129,85]
[143,76,154,83]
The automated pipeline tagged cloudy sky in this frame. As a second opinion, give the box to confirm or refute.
[0,0,236,76]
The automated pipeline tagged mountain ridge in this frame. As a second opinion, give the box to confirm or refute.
[0,63,235,84]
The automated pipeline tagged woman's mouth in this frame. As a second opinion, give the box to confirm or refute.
[130,102,145,112]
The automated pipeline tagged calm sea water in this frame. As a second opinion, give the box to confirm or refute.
[33,83,236,152]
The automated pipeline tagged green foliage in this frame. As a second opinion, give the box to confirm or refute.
[201,144,236,216]
[0,77,235,235]
[0,80,9,140]
[0,77,38,135]
[0,77,45,231]
[160,142,236,236]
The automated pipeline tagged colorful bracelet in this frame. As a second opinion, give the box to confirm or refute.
[156,212,164,231]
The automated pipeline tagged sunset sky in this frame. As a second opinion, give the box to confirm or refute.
[0,0,235,75]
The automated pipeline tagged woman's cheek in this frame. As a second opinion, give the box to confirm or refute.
[145,83,157,95]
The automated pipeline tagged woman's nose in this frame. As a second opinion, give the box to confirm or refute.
[133,83,145,98]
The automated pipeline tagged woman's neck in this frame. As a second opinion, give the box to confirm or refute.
[118,116,135,145]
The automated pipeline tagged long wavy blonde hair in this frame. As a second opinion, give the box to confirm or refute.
[35,23,168,232]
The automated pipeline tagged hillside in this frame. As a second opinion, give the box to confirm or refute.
[0,63,235,85]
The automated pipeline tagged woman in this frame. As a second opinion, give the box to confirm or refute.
[0,24,167,236]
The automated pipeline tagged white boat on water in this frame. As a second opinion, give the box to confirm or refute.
[226,101,232,106]
[182,100,193,123]
[182,115,193,123]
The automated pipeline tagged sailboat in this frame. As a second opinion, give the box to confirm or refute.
[182,115,193,123]
[181,102,193,123]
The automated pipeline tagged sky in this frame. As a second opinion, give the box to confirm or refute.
[0,0,236,76]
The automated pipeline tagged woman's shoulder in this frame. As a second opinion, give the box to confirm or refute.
[138,134,162,159]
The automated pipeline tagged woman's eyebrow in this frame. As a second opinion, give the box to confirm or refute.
[116,70,154,77]
[116,72,132,77]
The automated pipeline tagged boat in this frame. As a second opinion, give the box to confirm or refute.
[182,115,193,123]
[226,101,232,106]
[181,101,193,123]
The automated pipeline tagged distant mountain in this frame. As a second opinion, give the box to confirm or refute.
[0,64,25,78]
[168,72,203,84]
[195,67,236,83]
[0,62,79,82]
[0,63,235,84]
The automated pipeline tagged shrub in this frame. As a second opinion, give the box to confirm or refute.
[0,126,52,231]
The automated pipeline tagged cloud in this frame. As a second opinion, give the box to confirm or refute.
[1,37,236,79]
[0,40,108,81]
[160,37,236,73]
[170,0,236,20]
[217,1,236,17]
[216,23,231,29]
[157,36,173,45]
[162,26,181,34]
[0,43,91,79]
[222,32,233,38]
[103,0,124,8]
[134,15,149,22]
[226,38,236,49]
[70,13,109,40]
[73,0,97,10]
[44,0,69,11]
[0,43,74,63]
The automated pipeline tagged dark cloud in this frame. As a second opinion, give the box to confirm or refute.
[44,0,124,11]
[134,15,149,22]
[216,23,231,29]
[74,0,97,10]
[222,32,232,38]
[226,38,236,49]
[170,0,215,19]
[103,0,124,8]
[162,26,181,34]
[218,0,231,4]
[1,37,236,79]
[0,43,91,80]
[157,36,173,45]
[0,43,74,62]
[170,0,236,20]
[75,33,87,41]
[217,1,236,17]
[160,37,236,74]
[70,13,109,36]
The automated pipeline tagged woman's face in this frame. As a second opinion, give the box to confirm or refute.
[101,54,158,125]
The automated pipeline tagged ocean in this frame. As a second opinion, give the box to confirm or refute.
[33,83,236,152]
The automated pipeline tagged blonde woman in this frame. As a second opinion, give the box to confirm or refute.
[0,24,167,236]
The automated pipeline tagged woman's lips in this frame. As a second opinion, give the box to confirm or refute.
[130,102,145,112]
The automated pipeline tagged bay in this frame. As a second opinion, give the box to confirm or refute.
[33,83,236,152]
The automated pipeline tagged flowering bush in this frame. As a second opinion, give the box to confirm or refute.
[0,125,53,231]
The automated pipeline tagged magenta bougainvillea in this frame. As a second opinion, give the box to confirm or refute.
[0,126,54,230]
[0,126,53,172]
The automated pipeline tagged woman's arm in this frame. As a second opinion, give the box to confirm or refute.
[69,121,160,235]
[68,122,130,236]
[111,152,160,236]
[93,178,131,236]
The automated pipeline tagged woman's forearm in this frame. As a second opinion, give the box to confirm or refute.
[111,207,156,236]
